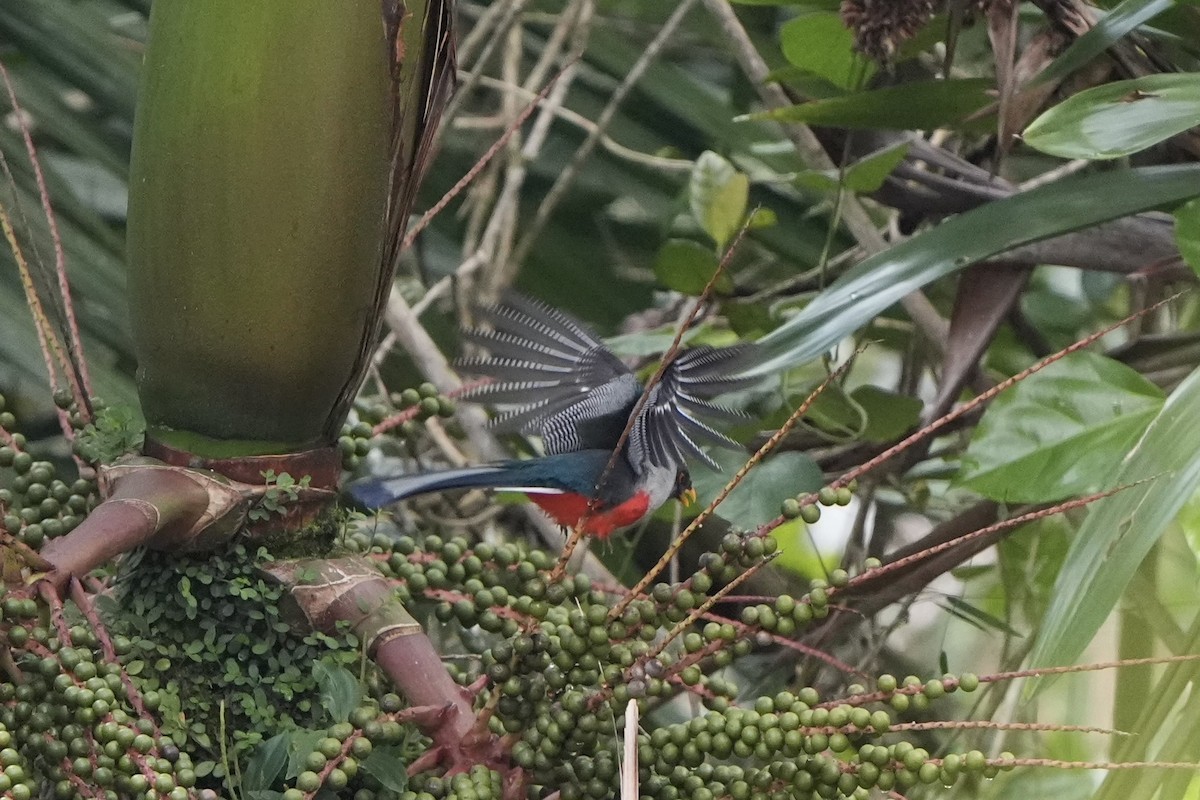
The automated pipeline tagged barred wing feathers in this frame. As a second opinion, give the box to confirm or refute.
[456,295,640,454]
[629,344,759,473]
[457,294,759,472]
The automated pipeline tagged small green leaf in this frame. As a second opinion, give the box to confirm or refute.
[779,12,873,90]
[722,300,776,338]
[1175,197,1200,276]
[1024,73,1200,160]
[748,79,993,130]
[841,142,910,192]
[960,352,1163,503]
[689,151,749,249]
[802,382,866,441]
[313,660,362,723]
[746,207,777,229]
[653,239,732,296]
[361,746,410,792]
[243,733,290,792]
[692,449,823,527]
[852,385,922,442]
[795,142,912,195]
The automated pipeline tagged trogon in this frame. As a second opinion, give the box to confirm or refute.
[350,295,756,536]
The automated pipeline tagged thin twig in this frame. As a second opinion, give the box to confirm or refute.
[509,0,701,269]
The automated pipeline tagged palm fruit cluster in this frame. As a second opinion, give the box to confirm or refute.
[0,592,205,800]
[779,480,856,525]
[339,383,458,471]
[0,392,99,551]
[362,504,1016,800]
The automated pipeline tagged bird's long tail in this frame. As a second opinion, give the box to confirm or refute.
[348,465,511,510]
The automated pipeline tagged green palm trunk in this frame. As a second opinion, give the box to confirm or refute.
[127,0,451,458]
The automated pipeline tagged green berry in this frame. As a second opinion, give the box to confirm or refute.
[296,771,322,792]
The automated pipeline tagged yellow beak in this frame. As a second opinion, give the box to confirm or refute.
[680,487,697,507]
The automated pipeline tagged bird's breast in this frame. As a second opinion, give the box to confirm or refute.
[529,491,651,538]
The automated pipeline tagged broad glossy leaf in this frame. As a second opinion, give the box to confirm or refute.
[653,238,732,296]
[779,12,873,91]
[853,385,922,442]
[1025,363,1200,686]
[1024,73,1200,160]
[689,151,748,249]
[243,733,289,792]
[361,746,410,792]
[748,79,993,130]
[959,352,1164,503]
[692,449,823,528]
[746,165,1200,376]
[284,730,323,780]
[313,661,361,724]
[1035,0,1176,86]
[1175,197,1200,276]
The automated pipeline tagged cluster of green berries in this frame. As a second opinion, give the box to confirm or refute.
[366,521,835,797]
[871,671,980,714]
[52,389,90,430]
[283,700,408,799]
[0,609,200,800]
[0,401,96,548]
[342,384,457,469]
[356,517,1013,800]
[403,765,502,800]
[780,480,857,525]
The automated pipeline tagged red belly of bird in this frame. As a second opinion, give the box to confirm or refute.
[529,491,651,538]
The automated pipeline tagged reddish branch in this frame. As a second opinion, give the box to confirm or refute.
[263,557,503,771]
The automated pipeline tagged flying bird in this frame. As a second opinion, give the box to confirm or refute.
[349,295,757,537]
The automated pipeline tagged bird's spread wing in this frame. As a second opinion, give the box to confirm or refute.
[629,343,760,472]
[456,294,641,454]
